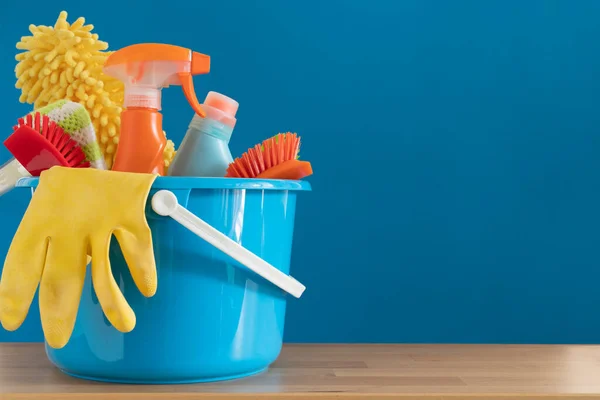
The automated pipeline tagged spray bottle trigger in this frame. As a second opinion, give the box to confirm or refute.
[178,73,206,118]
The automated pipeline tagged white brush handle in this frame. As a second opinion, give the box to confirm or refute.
[151,190,306,298]
[0,158,30,197]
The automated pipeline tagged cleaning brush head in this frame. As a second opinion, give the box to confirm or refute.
[32,100,106,170]
[5,112,90,176]
[0,103,100,197]
[226,132,312,180]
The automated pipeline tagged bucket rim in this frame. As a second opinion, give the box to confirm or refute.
[16,176,312,191]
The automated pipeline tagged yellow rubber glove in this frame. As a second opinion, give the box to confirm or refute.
[0,166,157,349]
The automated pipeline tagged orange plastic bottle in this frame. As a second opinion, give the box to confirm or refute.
[104,43,210,174]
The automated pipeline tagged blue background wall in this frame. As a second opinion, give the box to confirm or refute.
[1,0,600,343]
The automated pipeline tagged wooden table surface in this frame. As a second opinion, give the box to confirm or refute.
[2,343,600,399]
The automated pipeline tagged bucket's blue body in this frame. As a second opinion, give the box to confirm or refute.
[16,177,311,384]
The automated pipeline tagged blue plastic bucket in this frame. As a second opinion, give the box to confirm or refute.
[16,176,311,384]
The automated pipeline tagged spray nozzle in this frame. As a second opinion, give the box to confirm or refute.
[104,43,211,117]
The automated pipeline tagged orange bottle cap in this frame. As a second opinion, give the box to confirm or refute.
[202,91,239,128]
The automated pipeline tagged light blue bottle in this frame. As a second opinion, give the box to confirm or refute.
[168,91,239,177]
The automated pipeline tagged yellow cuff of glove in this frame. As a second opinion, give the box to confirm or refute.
[0,166,157,349]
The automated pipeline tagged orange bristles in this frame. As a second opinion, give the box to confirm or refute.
[225,132,311,180]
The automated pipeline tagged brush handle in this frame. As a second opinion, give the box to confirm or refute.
[0,158,30,197]
[151,190,306,298]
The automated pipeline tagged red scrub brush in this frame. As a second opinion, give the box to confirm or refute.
[0,112,90,196]
[5,112,90,175]
[225,132,313,179]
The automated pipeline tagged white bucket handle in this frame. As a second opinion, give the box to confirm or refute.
[151,190,306,298]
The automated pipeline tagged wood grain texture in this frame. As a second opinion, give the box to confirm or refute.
[2,344,600,399]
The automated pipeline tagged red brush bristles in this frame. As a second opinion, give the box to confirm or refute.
[12,112,90,169]
[226,132,300,178]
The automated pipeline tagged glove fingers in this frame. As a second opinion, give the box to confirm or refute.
[0,229,48,332]
[39,240,87,349]
[90,234,136,333]
[113,228,157,298]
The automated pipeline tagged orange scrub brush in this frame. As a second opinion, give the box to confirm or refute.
[225,132,313,180]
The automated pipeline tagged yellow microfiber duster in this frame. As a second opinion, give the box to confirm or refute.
[14,11,176,170]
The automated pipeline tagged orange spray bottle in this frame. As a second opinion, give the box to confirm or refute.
[104,44,210,174]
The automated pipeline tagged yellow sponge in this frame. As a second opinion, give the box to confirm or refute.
[14,11,176,170]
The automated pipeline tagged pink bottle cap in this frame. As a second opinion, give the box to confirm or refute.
[203,91,239,128]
